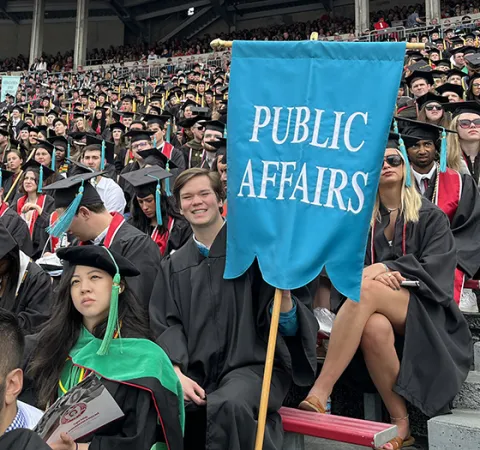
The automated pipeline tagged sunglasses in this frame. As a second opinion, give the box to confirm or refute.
[384,155,404,167]
[425,104,443,111]
[458,118,480,129]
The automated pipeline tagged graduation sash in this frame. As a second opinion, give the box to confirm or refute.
[151,217,174,256]
[161,142,174,161]
[434,168,464,304]
[103,213,125,247]
[17,194,46,236]
[0,202,8,217]
[59,327,184,450]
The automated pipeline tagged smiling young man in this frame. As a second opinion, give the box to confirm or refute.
[149,168,318,450]
[399,118,480,309]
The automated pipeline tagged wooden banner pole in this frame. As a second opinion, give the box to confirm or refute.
[210,38,425,50]
[254,288,283,450]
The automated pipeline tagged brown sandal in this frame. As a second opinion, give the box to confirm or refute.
[375,435,415,450]
[298,394,326,413]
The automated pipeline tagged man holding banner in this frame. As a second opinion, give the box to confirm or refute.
[150,168,318,450]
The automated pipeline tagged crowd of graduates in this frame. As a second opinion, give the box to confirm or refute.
[0,27,478,450]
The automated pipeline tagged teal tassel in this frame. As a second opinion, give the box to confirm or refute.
[153,136,157,148]
[67,142,71,159]
[155,181,163,226]
[0,170,2,189]
[51,147,56,171]
[101,140,105,171]
[440,129,447,173]
[398,136,412,187]
[166,120,171,144]
[97,269,121,356]
[47,182,84,237]
[223,126,227,138]
[38,165,44,193]
[393,119,399,134]
[164,162,172,196]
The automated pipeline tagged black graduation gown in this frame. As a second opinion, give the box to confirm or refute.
[0,206,34,257]
[335,199,472,417]
[2,172,21,201]
[0,429,51,449]
[149,225,318,450]
[1,258,52,335]
[14,195,56,261]
[166,217,192,254]
[424,171,480,278]
[167,146,186,186]
[100,221,161,309]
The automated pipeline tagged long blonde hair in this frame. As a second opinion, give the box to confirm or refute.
[417,107,451,128]
[446,115,477,172]
[371,149,422,226]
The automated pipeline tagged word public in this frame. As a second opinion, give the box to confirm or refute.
[237,106,371,213]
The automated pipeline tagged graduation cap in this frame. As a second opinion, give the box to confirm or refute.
[84,135,115,167]
[12,105,24,113]
[117,111,135,119]
[21,159,55,193]
[53,117,67,127]
[66,158,94,176]
[136,148,171,168]
[178,116,207,129]
[180,99,199,111]
[405,70,434,87]
[120,166,172,224]
[0,128,9,138]
[144,114,170,127]
[447,67,465,79]
[47,109,59,118]
[109,121,126,133]
[124,129,155,143]
[0,168,14,190]
[394,117,456,173]
[57,245,140,355]
[465,53,480,70]
[121,94,134,102]
[416,92,449,110]
[443,101,480,118]
[203,120,225,134]
[0,222,19,258]
[43,171,103,237]
[435,82,464,98]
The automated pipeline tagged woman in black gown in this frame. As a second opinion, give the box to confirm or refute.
[299,143,472,450]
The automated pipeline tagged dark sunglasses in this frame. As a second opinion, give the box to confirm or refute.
[425,104,443,111]
[458,118,480,129]
[384,155,404,167]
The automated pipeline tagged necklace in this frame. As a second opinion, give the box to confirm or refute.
[386,207,399,212]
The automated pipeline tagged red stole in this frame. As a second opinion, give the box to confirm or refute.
[151,217,173,256]
[50,211,60,252]
[222,201,228,218]
[0,202,8,217]
[17,195,46,236]
[434,168,463,304]
[80,213,125,247]
[161,142,174,160]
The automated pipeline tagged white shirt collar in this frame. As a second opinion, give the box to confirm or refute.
[412,164,437,193]
[93,226,109,245]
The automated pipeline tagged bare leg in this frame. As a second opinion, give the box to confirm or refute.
[361,314,410,449]
[314,278,331,310]
[305,279,409,407]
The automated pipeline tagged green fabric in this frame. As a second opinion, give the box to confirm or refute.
[151,443,168,450]
[59,327,184,432]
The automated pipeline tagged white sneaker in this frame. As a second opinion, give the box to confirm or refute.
[460,289,479,313]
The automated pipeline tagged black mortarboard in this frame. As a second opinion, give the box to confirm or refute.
[12,105,24,113]
[136,148,169,167]
[43,170,102,209]
[21,159,55,191]
[53,117,67,127]
[124,129,155,143]
[443,101,480,117]
[436,59,451,68]
[48,135,68,149]
[57,245,140,278]
[34,138,55,155]
[180,99,199,111]
[203,120,225,134]
[465,53,480,69]
[209,137,227,153]
[121,94,134,102]
[147,106,162,115]
[395,118,448,143]
[435,82,464,98]
[177,116,207,128]
[446,68,466,80]
[416,92,449,110]
[109,121,126,133]
[450,46,468,55]
[19,123,30,131]
[386,132,422,150]
[405,70,434,87]
[118,111,135,119]
[66,159,94,176]
[144,114,171,126]
[120,166,172,198]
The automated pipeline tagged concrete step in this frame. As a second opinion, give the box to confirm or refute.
[453,371,480,410]
[428,409,480,450]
